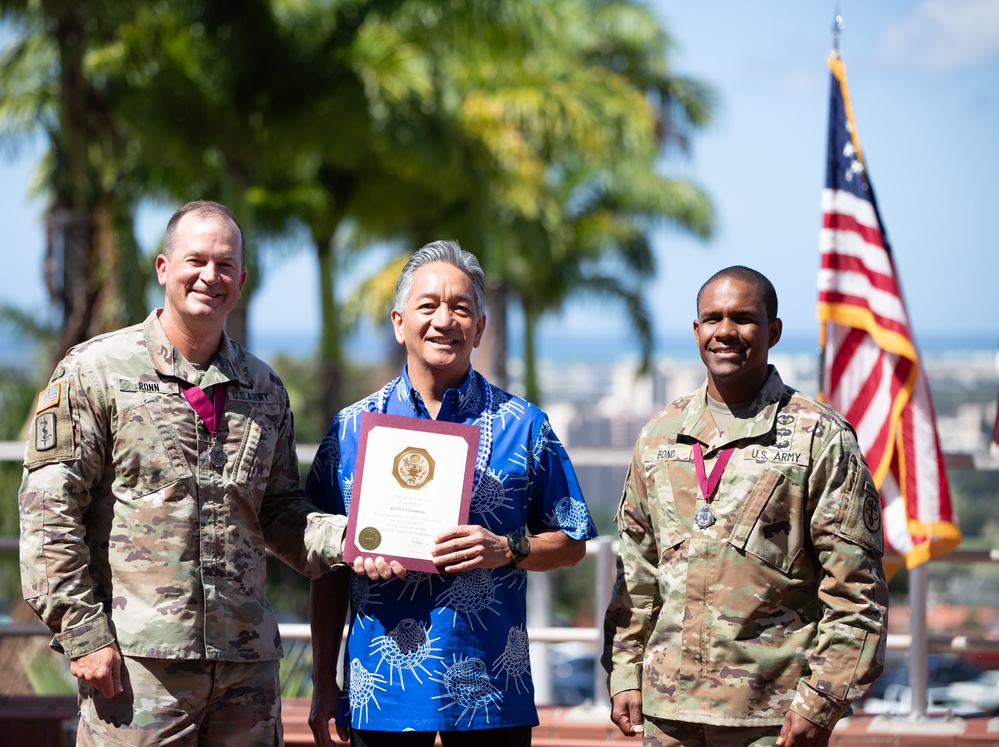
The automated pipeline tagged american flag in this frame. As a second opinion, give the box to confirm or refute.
[36,383,60,413]
[817,53,960,571]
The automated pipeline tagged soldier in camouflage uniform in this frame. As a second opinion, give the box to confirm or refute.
[18,201,348,746]
[602,266,888,747]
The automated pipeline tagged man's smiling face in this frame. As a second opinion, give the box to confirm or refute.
[693,276,781,403]
[155,213,246,331]
[391,261,485,388]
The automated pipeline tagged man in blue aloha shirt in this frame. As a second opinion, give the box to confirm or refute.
[307,240,597,747]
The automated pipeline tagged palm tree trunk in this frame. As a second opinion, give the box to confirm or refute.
[47,208,94,365]
[523,305,540,406]
[484,278,509,390]
[316,233,344,426]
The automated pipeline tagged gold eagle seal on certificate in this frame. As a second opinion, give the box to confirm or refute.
[393,446,435,489]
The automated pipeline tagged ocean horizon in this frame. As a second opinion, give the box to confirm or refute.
[2,328,995,371]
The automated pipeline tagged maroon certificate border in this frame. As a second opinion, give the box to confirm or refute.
[344,411,480,573]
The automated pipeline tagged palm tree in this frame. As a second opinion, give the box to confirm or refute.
[0,0,148,366]
[512,164,713,403]
[322,0,716,405]
[474,0,716,402]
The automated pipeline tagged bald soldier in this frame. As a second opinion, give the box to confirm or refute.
[602,266,888,747]
[19,201,348,745]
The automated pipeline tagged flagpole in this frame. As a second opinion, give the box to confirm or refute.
[831,10,843,57]
[910,565,930,720]
[818,11,843,402]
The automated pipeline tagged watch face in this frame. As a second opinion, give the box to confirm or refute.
[509,531,530,557]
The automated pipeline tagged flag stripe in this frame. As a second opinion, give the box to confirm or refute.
[819,252,899,298]
[821,184,880,227]
[822,212,886,250]
[818,228,894,279]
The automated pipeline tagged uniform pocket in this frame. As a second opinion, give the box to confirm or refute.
[647,462,686,551]
[811,622,871,700]
[230,402,284,496]
[114,400,192,497]
[730,467,805,574]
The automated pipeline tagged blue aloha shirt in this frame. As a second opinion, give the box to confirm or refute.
[306,366,597,732]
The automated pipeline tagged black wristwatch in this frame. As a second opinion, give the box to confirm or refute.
[506,531,531,567]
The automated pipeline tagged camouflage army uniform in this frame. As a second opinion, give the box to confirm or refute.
[19,310,346,742]
[603,366,888,732]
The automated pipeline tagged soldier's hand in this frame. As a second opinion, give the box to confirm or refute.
[352,555,407,580]
[309,681,349,747]
[776,710,831,747]
[70,644,122,699]
[432,525,508,572]
[610,689,644,737]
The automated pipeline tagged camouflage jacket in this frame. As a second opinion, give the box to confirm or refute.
[19,310,346,661]
[602,367,888,730]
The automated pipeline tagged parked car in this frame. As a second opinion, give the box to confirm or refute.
[549,642,596,706]
[862,653,985,703]
[860,683,984,717]
[945,670,999,713]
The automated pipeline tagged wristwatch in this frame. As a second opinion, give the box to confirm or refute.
[506,531,531,567]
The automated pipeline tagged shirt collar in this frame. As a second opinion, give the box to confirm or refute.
[399,364,477,420]
[678,365,787,452]
[144,309,244,388]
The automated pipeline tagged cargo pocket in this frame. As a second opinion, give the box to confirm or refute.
[729,467,804,574]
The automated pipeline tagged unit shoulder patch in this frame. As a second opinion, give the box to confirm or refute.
[25,380,75,464]
[35,383,60,413]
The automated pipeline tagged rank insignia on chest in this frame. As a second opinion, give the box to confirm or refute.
[773,413,797,449]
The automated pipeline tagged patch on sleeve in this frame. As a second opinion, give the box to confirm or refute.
[25,380,76,465]
[836,454,885,556]
[862,488,882,535]
[36,383,60,413]
[34,412,58,451]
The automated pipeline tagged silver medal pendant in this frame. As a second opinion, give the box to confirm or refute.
[694,505,715,529]
[209,442,227,467]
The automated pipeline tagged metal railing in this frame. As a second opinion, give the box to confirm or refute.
[2,441,999,715]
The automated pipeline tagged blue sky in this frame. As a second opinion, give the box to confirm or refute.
[2,0,998,361]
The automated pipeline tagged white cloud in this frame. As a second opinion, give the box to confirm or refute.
[880,0,999,73]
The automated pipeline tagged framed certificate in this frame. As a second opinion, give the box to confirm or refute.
[344,411,480,573]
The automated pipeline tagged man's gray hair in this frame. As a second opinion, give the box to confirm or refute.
[394,240,487,316]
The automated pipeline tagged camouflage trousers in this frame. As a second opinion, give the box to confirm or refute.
[77,656,283,746]
[642,717,781,747]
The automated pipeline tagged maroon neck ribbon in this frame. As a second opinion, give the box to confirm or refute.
[692,443,735,504]
[179,381,226,435]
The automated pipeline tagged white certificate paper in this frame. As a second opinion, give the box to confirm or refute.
[344,412,480,572]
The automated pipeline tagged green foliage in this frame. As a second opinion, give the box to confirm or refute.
[550,560,596,627]
[21,649,75,696]
[271,355,385,444]
[0,362,37,614]
[948,468,999,544]
[278,638,315,699]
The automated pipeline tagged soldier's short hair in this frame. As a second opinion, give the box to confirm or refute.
[697,265,778,322]
[163,201,246,267]
[394,240,487,317]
